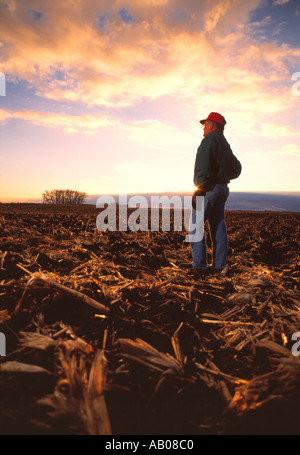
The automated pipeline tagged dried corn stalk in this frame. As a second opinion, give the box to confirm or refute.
[38,349,111,435]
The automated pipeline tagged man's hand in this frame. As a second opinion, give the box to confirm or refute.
[192,188,206,210]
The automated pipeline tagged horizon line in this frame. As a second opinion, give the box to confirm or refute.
[1,189,300,204]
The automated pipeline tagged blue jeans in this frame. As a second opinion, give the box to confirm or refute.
[191,184,229,270]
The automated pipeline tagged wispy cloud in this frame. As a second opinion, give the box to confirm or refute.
[1,0,300,197]
[271,143,299,156]
[0,108,120,134]
[1,0,299,114]
[0,107,197,161]
[261,122,300,138]
[273,0,291,6]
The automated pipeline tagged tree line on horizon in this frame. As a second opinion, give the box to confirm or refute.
[42,189,87,204]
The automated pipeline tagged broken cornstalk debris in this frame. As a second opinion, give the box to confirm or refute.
[0,204,299,435]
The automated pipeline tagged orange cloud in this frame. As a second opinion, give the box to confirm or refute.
[1,0,299,128]
[0,108,120,134]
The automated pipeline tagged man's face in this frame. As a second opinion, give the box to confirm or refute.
[203,120,213,137]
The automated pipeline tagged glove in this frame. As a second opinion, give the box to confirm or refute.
[192,188,206,210]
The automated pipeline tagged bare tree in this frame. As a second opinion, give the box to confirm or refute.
[42,189,88,204]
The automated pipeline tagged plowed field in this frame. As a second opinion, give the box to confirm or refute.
[0,203,299,435]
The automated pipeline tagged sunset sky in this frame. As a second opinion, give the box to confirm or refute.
[0,0,299,202]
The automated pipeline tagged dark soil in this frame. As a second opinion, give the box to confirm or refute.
[0,203,299,435]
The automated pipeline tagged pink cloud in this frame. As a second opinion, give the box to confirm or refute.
[1,0,299,127]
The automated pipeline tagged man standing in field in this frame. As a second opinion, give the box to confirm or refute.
[188,112,241,275]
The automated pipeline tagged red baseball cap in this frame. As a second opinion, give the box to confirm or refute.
[200,112,226,126]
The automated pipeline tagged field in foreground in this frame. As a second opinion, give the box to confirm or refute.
[0,203,299,435]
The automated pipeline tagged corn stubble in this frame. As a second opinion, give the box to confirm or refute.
[0,203,299,435]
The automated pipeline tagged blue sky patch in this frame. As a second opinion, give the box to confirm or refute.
[27,9,43,21]
[118,8,135,24]
[98,13,110,29]
[248,0,300,47]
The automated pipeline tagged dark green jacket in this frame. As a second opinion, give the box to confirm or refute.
[193,130,235,192]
